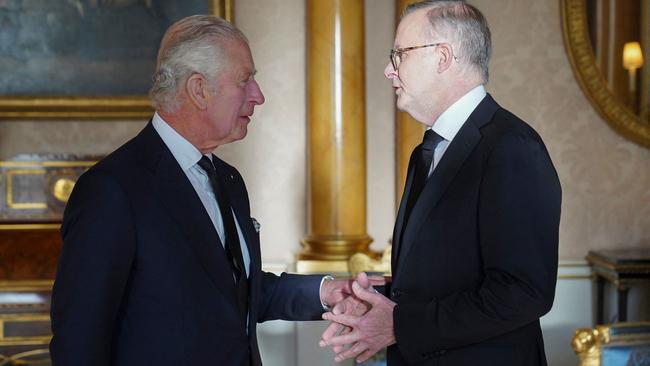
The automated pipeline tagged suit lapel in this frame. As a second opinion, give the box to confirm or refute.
[392,149,418,270]
[137,124,238,310]
[395,95,499,273]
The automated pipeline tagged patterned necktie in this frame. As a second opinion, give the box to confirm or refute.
[197,156,249,321]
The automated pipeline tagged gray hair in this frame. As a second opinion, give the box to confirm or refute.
[405,1,491,83]
[149,15,248,111]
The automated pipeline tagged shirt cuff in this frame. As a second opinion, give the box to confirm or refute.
[319,274,335,311]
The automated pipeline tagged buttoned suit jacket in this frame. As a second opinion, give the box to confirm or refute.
[387,95,561,366]
[50,122,323,366]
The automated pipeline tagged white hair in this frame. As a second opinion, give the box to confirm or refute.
[149,15,248,112]
[405,1,492,83]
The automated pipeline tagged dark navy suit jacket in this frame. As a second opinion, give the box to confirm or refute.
[50,123,323,366]
[388,95,561,365]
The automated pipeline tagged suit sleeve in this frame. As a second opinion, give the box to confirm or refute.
[256,272,324,322]
[394,133,561,362]
[50,170,136,366]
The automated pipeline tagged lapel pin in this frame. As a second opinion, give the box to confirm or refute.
[251,217,261,233]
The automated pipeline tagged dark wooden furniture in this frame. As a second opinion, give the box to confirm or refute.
[586,249,650,325]
[0,156,95,365]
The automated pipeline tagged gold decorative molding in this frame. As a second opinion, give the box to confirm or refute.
[572,327,602,366]
[0,280,54,291]
[348,245,392,277]
[561,0,650,148]
[0,314,51,344]
[0,161,95,168]
[0,224,59,231]
[6,170,47,210]
[0,96,153,120]
[572,322,650,366]
[52,178,75,203]
[0,348,51,365]
[0,158,95,222]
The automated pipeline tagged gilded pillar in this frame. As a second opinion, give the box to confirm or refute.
[297,0,374,273]
[210,0,234,23]
[395,0,426,204]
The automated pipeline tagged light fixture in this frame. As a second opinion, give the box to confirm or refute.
[623,41,644,70]
[623,41,644,94]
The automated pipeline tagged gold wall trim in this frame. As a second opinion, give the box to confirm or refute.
[558,274,594,280]
[0,348,51,364]
[561,0,650,148]
[0,280,54,291]
[0,224,60,231]
[0,161,96,168]
[0,314,51,343]
[0,339,51,347]
[0,96,153,120]
[6,170,47,210]
[559,260,589,268]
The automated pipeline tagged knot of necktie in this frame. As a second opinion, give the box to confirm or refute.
[197,155,216,174]
[421,129,443,154]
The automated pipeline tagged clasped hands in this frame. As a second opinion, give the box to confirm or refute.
[319,272,397,363]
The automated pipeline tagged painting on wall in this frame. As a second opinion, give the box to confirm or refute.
[0,0,232,119]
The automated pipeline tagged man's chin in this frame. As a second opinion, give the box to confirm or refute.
[395,98,409,113]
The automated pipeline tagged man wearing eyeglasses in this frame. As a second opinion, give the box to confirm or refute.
[320,1,561,365]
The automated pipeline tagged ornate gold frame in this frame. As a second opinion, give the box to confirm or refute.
[561,0,650,148]
[0,0,234,120]
[572,322,650,366]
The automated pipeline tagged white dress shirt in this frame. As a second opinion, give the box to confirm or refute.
[152,113,251,277]
[428,85,487,175]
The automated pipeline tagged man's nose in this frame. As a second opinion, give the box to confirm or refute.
[249,80,265,105]
[384,62,397,79]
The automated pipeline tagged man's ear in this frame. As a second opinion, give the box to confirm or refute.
[185,73,210,110]
[437,43,455,73]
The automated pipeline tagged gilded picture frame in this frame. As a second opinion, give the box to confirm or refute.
[0,0,233,120]
[561,0,650,148]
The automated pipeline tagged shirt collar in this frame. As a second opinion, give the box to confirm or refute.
[429,85,487,142]
[152,112,205,172]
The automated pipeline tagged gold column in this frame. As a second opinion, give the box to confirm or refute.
[210,0,234,23]
[395,0,426,205]
[297,0,375,274]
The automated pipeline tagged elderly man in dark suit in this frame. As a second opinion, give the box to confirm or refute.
[50,15,355,366]
[321,1,562,365]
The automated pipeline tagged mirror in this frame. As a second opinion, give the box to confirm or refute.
[561,0,650,148]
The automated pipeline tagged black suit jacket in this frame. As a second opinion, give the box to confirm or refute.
[50,123,323,366]
[388,95,561,366]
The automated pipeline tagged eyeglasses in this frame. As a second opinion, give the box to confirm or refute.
[389,42,460,71]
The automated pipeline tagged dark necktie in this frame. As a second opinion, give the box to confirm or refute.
[197,156,249,322]
[402,129,443,232]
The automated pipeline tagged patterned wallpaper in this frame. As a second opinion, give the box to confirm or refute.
[475,0,650,258]
[0,0,648,260]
